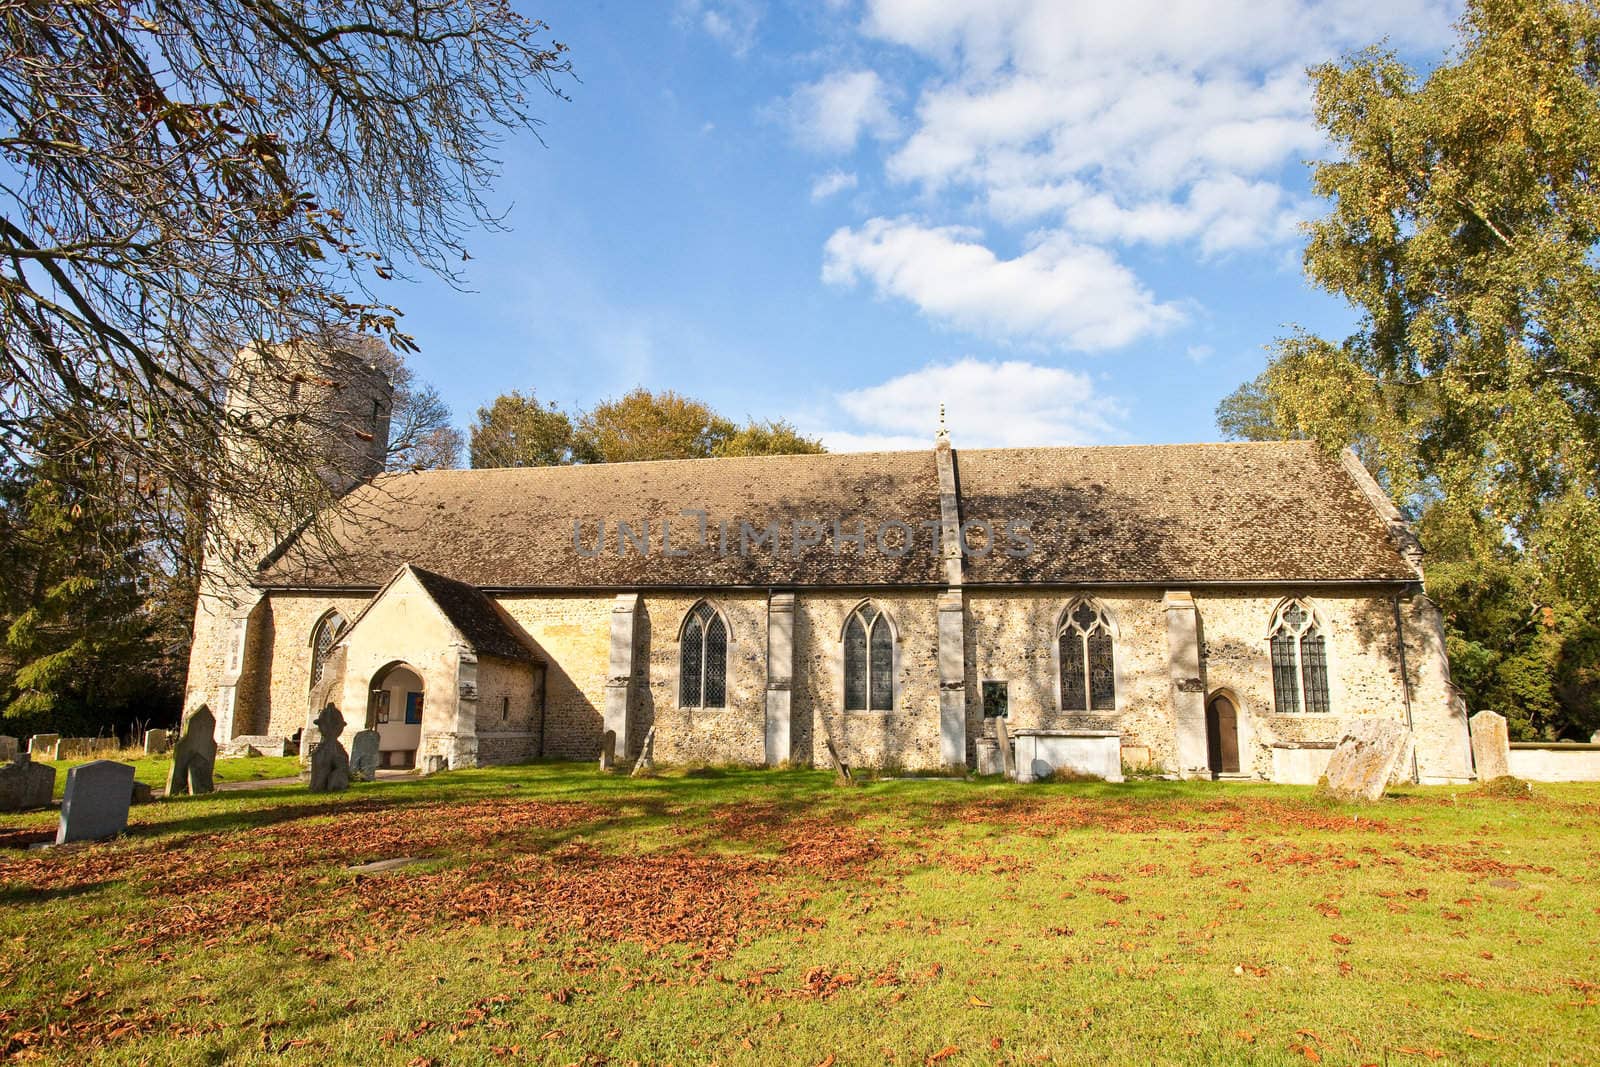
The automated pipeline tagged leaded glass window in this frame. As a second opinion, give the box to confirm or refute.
[679,601,727,708]
[308,611,345,691]
[1269,599,1331,714]
[1059,599,1116,712]
[844,603,894,711]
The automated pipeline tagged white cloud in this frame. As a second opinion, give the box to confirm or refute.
[822,217,1184,350]
[1186,344,1214,364]
[810,170,859,201]
[845,0,1455,255]
[823,357,1126,449]
[679,0,762,56]
[786,69,899,152]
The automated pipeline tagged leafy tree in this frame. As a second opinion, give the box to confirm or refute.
[0,1,570,551]
[714,418,827,458]
[576,389,728,464]
[1218,0,1600,737]
[1242,0,1600,590]
[0,428,180,733]
[469,390,580,468]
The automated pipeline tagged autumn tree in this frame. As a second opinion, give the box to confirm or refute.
[469,390,580,468]
[1218,0,1600,736]
[468,387,825,467]
[0,0,569,552]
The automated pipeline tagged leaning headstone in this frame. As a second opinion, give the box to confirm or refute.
[0,752,55,812]
[1322,719,1412,802]
[167,705,218,796]
[0,736,16,762]
[56,760,135,844]
[28,734,58,757]
[349,730,380,782]
[598,729,616,772]
[630,726,657,778]
[1469,710,1513,782]
[143,729,171,756]
[308,704,350,793]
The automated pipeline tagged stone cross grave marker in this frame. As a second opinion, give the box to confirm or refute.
[309,704,351,792]
[350,730,380,782]
[1322,719,1412,802]
[56,760,135,844]
[1469,710,1513,782]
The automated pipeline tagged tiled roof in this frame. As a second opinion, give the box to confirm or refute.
[406,566,536,661]
[953,443,1417,584]
[335,564,535,661]
[257,442,1418,590]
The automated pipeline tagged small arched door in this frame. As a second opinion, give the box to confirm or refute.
[369,662,425,769]
[1205,693,1241,776]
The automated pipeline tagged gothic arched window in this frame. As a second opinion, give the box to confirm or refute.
[308,610,346,691]
[1059,599,1116,712]
[843,602,894,711]
[1269,598,1330,714]
[679,601,728,708]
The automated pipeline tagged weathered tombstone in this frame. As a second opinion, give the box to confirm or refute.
[1469,709,1513,782]
[994,714,1015,780]
[28,733,58,757]
[143,729,170,756]
[308,704,350,793]
[0,752,55,812]
[1322,719,1412,802]
[975,737,1001,776]
[166,705,218,796]
[130,781,154,805]
[0,735,16,762]
[56,760,136,843]
[598,729,616,772]
[630,725,657,778]
[349,730,380,782]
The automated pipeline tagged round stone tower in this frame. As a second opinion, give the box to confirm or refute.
[185,335,395,741]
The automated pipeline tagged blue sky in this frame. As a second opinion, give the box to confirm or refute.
[386,0,1462,453]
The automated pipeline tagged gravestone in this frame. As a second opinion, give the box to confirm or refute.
[1469,710,1513,782]
[130,781,154,805]
[349,730,380,782]
[630,725,657,778]
[28,733,58,757]
[0,736,16,762]
[166,706,217,796]
[143,729,170,756]
[1322,719,1412,802]
[56,760,135,843]
[308,704,350,793]
[0,752,55,812]
[598,729,616,772]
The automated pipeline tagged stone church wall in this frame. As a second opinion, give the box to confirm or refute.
[792,593,945,772]
[637,593,768,766]
[963,590,1176,769]
[494,595,616,760]
[1192,587,1458,779]
[473,653,540,766]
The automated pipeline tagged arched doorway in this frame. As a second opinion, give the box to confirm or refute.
[369,662,425,769]
[1205,692,1241,776]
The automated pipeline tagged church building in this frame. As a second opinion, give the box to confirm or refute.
[184,344,1474,784]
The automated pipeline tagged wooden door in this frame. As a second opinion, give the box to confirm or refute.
[1206,695,1241,775]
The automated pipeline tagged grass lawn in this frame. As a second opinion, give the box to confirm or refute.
[36,755,305,800]
[0,765,1595,1065]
